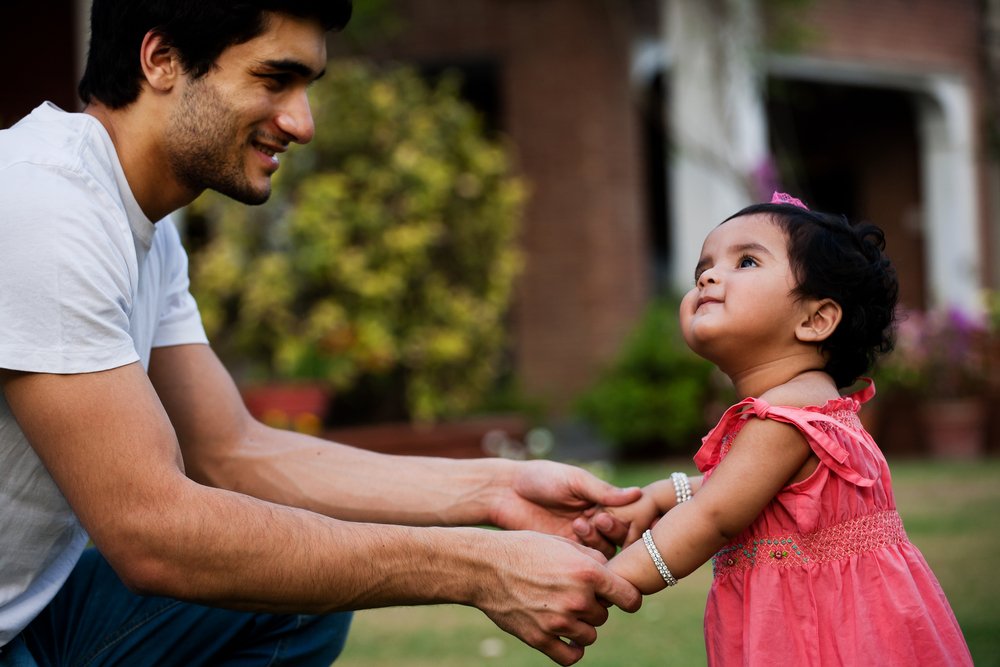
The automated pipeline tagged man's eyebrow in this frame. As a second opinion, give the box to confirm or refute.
[259,58,326,81]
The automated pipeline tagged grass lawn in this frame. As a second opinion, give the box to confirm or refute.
[339,457,1000,666]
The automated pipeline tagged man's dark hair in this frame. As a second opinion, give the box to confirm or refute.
[724,202,899,388]
[78,0,352,109]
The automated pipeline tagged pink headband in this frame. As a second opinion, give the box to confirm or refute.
[770,191,809,210]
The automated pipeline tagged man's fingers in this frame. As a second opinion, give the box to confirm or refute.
[571,518,616,559]
[582,479,641,508]
[593,566,642,613]
[534,635,585,666]
[577,599,611,627]
[572,517,593,540]
[573,511,633,554]
[536,623,600,666]
[593,511,630,545]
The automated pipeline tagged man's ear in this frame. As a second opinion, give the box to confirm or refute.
[796,298,842,343]
[139,30,182,94]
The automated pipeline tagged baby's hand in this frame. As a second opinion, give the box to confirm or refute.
[573,492,662,549]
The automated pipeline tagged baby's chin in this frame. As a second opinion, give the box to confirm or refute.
[680,320,715,354]
[684,333,733,370]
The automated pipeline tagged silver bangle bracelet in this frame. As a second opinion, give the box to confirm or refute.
[671,471,692,505]
[642,529,678,586]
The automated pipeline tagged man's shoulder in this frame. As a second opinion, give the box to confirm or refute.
[1,104,131,236]
[0,103,116,194]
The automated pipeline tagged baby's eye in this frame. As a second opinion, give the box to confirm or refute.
[737,255,758,269]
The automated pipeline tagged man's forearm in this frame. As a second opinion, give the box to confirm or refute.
[114,476,493,612]
[109,476,641,667]
[185,421,516,527]
[153,344,513,528]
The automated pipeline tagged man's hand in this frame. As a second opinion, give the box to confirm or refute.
[473,530,641,666]
[488,460,640,558]
[583,494,661,548]
[572,476,704,548]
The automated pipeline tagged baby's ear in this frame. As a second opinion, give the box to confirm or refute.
[795,298,842,343]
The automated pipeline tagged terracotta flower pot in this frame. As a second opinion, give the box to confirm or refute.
[241,383,331,435]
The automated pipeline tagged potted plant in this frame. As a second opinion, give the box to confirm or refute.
[875,305,991,458]
[187,60,525,435]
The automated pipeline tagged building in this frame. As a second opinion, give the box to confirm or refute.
[5,0,997,416]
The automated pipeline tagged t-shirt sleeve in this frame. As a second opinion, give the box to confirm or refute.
[150,219,209,349]
[0,164,140,374]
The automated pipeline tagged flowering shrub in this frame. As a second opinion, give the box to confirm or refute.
[876,305,990,398]
[187,61,525,423]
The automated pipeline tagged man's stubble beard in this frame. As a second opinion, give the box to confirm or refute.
[166,78,272,206]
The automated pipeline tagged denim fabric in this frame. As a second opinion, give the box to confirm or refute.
[1,549,352,667]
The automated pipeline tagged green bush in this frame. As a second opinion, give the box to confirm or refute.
[188,60,525,423]
[575,297,724,457]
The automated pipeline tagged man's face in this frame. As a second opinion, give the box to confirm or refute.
[164,13,327,205]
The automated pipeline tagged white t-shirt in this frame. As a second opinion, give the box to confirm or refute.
[0,103,209,645]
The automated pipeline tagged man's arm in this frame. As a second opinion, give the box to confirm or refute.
[148,343,636,549]
[2,355,639,665]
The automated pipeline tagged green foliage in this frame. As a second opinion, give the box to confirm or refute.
[189,60,525,423]
[575,297,723,457]
[338,0,403,50]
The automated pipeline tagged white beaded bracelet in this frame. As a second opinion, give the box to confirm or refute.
[642,529,677,586]
[671,471,692,505]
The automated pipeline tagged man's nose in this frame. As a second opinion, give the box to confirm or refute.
[275,91,315,144]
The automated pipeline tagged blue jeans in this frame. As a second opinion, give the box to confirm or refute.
[0,549,352,667]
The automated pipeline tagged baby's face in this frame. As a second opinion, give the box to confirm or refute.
[679,214,803,368]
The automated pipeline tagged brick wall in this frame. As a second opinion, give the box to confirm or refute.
[373,0,651,412]
[354,0,995,412]
[800,0,981,71]
[797,0,995,285]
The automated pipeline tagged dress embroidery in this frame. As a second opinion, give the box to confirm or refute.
[712,509,907,577]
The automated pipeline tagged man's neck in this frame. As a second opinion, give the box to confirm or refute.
[84,101,198,222]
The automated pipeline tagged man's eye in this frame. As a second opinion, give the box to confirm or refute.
[260,73,292,88]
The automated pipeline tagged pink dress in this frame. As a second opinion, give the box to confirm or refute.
[694,383,972,666]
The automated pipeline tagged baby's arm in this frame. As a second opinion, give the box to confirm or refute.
[574,474,705,547]
[607,417,813,594]
[606,475,705,545]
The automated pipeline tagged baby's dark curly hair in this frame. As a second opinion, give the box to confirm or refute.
[724,203,899,388]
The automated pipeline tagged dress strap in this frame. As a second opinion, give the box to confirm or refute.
[847,377,877,404]
[694,395,877,487]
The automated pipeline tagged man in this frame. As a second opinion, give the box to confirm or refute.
[0,2,641,666]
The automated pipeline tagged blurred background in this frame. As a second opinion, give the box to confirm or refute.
[3,0,997,458]
[3,0,1000,663]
